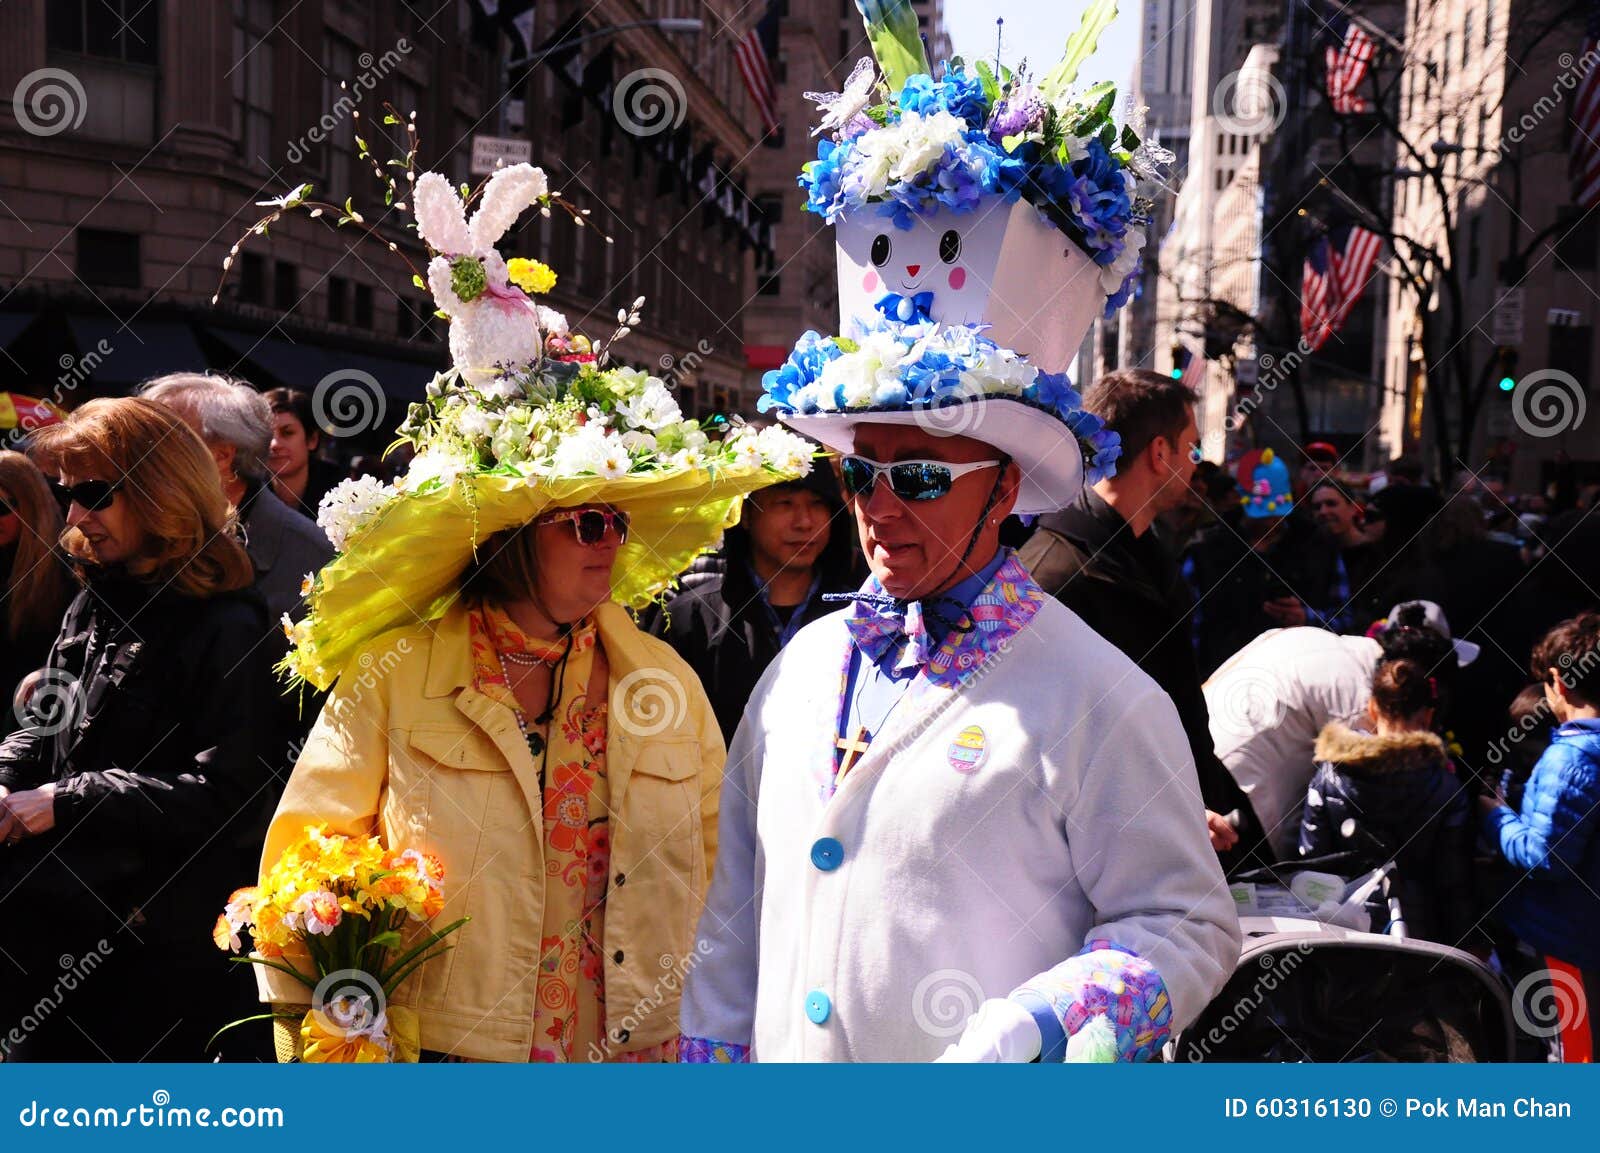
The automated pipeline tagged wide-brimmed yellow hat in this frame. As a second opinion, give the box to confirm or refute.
[250,165,812,690]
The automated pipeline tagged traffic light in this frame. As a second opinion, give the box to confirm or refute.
[1170,342,1185,380]
[1494,345,1519,392]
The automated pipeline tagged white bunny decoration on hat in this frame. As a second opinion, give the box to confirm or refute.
[413,163,561,378]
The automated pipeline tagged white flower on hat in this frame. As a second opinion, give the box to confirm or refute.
[1100,224,1146,294]
[887,111,968,182]
[620,429,658,454]
[316,474,398,552]
[755,424,815,475]
[404,449,471,492]
[457,404,496,440]
[617,380,683,432]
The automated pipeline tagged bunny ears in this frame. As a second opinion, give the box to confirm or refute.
[414,164,551,257]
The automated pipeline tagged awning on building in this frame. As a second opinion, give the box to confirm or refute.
[65,316,209,388]
[205,327,438,404]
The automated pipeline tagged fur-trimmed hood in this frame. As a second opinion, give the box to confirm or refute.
[1313,723,1449,777]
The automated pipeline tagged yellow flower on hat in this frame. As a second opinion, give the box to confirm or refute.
[507,257,557,294]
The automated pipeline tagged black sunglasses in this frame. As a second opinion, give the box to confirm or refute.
[536,507,630,546]
[837,455,1002,503]
[52,478,123,512]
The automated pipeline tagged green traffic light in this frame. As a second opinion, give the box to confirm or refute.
[1170,368,1183,380]
[1498,376,1516,392]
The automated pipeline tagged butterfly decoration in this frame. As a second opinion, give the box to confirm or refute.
[804,57,880,139]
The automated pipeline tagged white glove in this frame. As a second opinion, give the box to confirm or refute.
[934,997,1042,1063]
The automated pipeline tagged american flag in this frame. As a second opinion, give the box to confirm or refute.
[1324,12,1378,115]
[734,5,781,134]
[1177,339,1207,392]
[1301,224,1383,352]
[1572,0,1600,208]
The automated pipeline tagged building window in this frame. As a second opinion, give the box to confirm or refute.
[1442,36,1451,87]
[1556,208,1599,272]
[1462,11,1473,64]
[1549,323,1593,385]
[1483,2,1493,46]
[45,0,158,142]
[328,275,349,324]
[274,261,298,310]
[323,36,359,202]
[233,0,273,169]
[75,228,140,289]
[238,252,267,304]
[354,283,374,328]
[47,0,158,64]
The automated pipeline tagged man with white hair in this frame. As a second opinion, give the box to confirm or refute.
[140,373,332,623]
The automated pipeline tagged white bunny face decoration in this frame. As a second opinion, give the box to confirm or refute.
[833,199,1103,375]
[414,163,553,378]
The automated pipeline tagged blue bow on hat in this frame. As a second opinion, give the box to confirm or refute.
[874,290,935,324]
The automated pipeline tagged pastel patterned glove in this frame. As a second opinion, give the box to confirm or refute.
[1011,938,1172,1063]
[679,1036,751,1063]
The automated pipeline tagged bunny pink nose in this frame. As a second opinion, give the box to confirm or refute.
[905,264,921,277]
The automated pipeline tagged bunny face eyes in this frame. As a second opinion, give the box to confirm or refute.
[939,229,962,264]
[870,234,892,267]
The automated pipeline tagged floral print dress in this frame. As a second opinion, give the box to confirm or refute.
[470,604,676,1063]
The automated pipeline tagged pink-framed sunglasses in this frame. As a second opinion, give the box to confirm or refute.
[535,506,630,546]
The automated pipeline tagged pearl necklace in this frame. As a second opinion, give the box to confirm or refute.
[495,648,548,762]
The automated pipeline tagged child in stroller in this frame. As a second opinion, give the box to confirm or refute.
[1298,655,1474,944]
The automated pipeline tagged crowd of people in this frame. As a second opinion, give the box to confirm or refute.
[1,2,1596,1065]
[1,364,1595,1062]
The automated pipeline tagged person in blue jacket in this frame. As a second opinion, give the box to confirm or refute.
[1482,610,1600,1041]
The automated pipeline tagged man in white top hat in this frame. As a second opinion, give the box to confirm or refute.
[680,0,1239,1062]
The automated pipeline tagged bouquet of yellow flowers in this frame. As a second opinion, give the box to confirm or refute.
[212,825,468,1062]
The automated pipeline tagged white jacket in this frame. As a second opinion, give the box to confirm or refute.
[1204,628,1381,860]
[682,596,1241,1061]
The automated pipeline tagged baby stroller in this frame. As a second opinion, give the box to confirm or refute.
[1173,856,1516,1062]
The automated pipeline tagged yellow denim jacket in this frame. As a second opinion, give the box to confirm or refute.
[255,600,725,1062]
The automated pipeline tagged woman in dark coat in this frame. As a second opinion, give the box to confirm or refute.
[0,398,282,1061]
[0,450,74,734]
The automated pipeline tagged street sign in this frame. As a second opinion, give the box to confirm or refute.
[1491,285,1524,345]
[471,135,532,175]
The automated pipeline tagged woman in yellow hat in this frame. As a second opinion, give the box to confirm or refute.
[249,162,813,1062]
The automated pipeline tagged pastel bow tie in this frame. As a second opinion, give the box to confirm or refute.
[874,290,935,324]
[844,598,931,671]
